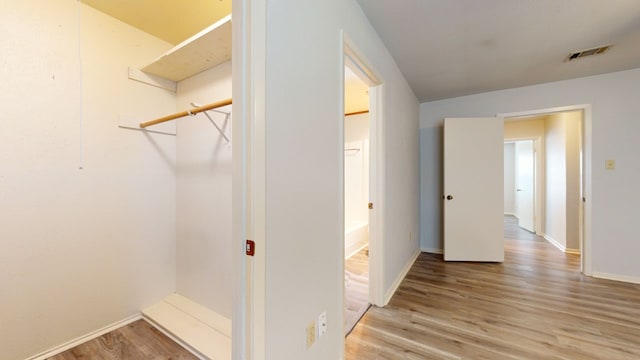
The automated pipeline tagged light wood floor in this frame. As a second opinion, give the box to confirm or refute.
[48,320,197,359]
[345,216,640,359]
[345,246,370,335]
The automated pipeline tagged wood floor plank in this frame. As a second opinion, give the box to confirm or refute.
[47,320,197,360]
[345,216,640,359]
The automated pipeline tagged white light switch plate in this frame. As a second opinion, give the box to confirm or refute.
[318,311,327,337]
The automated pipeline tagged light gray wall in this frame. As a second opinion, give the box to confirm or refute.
[176,61,232,317]
[263,0,420,358]
[0,2,177,359]
[420,67,640,280]
[504,143,515,214]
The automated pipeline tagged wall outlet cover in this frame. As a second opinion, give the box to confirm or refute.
[318,312,327,337]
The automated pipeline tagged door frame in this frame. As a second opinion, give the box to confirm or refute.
[503,137,543,235]
[232,0,266,359]
[342,33,386,308]
[499,105,592,276]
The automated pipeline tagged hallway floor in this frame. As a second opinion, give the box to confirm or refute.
[345,216,640,359]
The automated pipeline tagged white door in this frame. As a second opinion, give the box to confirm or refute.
[515,140,535,232]
[444,117,504,262]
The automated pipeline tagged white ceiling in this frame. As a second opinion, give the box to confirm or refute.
[356,0,640,102]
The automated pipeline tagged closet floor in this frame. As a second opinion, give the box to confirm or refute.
[47,320,197,360]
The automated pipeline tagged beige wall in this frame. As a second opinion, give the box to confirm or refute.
[504,143,516,214]
[176,61,232,317]
[504,117,546,139]
[544,111,582,251]
[0,2,178,359]
[545,115,568,248]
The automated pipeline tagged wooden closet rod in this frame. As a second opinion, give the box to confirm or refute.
[345,110,369,117]
[139,98,232,128]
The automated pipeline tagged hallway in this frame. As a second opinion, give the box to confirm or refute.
[345,216,640,359]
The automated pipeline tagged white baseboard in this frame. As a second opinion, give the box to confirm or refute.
[142,294,231,360]
[142,317,208,360]
[543,234,566,252]
[565,248,581,255]
[421,247,443,255]
[592,272,640,285]
[543,235,582,255]
[384,249,421,305]
[26,314,142,360]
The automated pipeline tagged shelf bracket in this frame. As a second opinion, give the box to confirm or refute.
[191,102,230,143]
[128,67,177,92]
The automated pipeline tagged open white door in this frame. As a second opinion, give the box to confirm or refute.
[444,117,504,262]
[515,140,535,232]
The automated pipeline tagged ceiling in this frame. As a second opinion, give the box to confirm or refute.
[82,0,370,114]
[356,0,640,102]
[345,67,369,114]
[81,0,230,45]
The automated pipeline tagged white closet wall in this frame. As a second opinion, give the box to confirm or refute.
[344,114,370,228]
[0,2,177,359]
[176,61,233,317]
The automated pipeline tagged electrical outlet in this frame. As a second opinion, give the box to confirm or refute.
[605,159,615,170]
[318,312,327,337]
[306,320,316,348]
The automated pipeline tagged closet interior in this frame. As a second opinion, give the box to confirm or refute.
[83,2,233,359]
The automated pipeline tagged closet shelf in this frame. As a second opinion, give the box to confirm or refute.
[141,14,231,82]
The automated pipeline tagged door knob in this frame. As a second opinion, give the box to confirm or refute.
[446,195,453,200]
[516,189,524,192]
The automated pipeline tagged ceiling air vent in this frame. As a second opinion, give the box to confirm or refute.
[565,45,612,62]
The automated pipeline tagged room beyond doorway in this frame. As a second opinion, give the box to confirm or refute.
[504,139,535,233]
[343,65,371,335]
[503,107,586,273]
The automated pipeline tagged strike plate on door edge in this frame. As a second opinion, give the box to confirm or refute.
[246,240,255,256]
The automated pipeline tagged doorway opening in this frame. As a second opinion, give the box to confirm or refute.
[504,139,537,233]
[502,106,589,274]
[344,65,371,335]
[342,40,385,337]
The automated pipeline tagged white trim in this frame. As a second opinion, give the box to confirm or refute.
[232,0,266,359]
[26,314,142,360]
[383,249,421,305]
[542,235,579,255]
[343,33,386,309]
[543,234,566,252]
[499,104,592,276]
[142,317,207,360]
[503,212,516,216]
[592,272,640,285]
[142,295,230,360]
[421,247,443,255]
